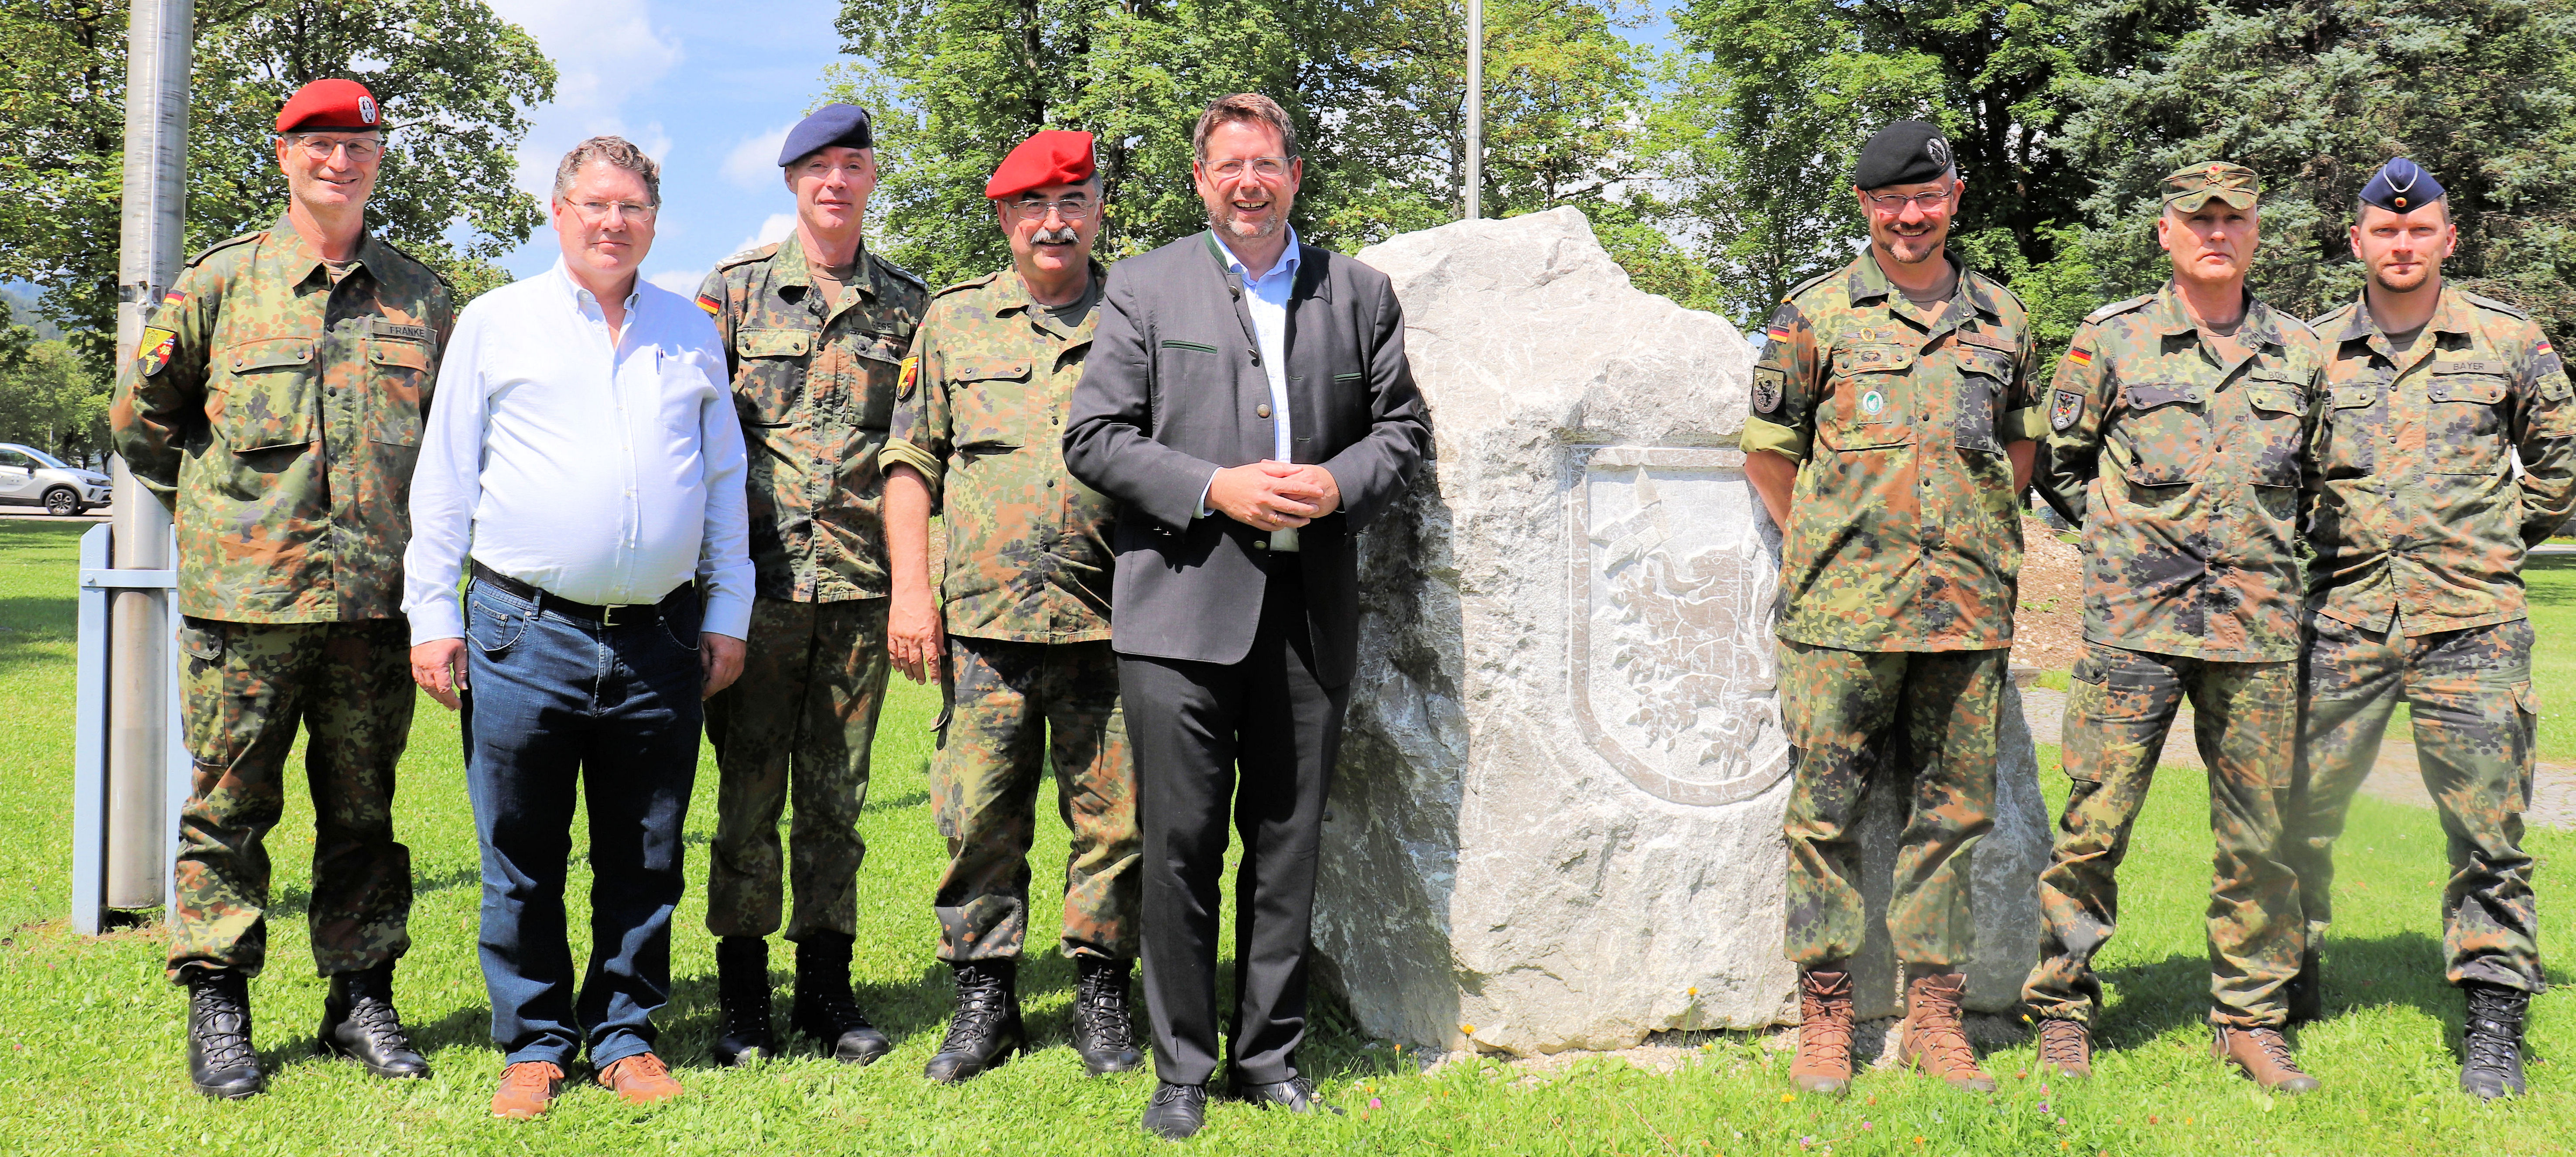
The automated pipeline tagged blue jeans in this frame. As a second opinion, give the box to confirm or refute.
[462,578,702,1069]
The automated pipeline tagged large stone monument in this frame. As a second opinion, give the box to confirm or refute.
[1311,208,2049,1056]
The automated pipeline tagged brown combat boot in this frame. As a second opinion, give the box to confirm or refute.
[1899,971,1996,1092]
[489,1061,564,1119]
[2213,1025,2319,1094]
[1788,969,1856,1095]
[597,1051,684,1105]
[2035,1017,2092,1078]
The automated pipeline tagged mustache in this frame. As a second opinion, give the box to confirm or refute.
[1030,225,1081,244]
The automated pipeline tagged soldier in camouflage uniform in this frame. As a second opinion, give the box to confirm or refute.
[2289,158,2576,1100]
[2020,162,2328,1094]
[880,130,1143,1084]
[108,79,444,1099]
[692,104,925,1067]
[1741,121,2041,1098]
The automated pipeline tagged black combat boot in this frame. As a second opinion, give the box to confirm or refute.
[316,959,429,1078]
[713,936,776,1067]
[2285,945,2323,1025]
[187,968,265,1099]
[924,958,1026,1083]
[1072,955,1144,1075]
[2460,981,2530,1100]
[790,933,891,1065]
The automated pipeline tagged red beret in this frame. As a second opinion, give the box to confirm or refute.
[276,78,380,134]
[985,130,1097,201]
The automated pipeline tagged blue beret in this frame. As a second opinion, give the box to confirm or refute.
[2360,157,2444,213]
[778,104,873,166]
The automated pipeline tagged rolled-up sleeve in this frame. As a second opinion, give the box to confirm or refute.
[400,308,489,644]
[1739,299,1819,461]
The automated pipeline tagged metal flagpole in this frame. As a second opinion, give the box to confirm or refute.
[1464,0,1482,220]
[105,0,193,915]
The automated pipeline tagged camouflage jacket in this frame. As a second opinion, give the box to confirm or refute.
[2305,284,2576,636]
[697,233,926,602]
[2037,282,2326,662]
[1738,249,2043,652]
[109,216,454,623]
[880,265,1113,644]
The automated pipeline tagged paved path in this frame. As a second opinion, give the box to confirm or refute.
[2020,686,2576,829]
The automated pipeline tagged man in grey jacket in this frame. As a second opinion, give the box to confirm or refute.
[1063,92,1430,1140]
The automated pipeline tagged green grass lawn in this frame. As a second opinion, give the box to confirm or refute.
[1,519,2570,1155]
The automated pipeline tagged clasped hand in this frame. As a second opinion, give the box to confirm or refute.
[1208,460,1339,531]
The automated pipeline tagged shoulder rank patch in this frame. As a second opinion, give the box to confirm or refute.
[695,292,722,317]
[898,355,920,400]
[136,326,178,376]
[2084,294,2154,325]
[2049,388,2085,432]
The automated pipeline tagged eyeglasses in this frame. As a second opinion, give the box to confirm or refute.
[1202,157,1291,181]
[566,199,657,223]
[1010,198,1096,222]
[287,134,383,163]
[1864,186,1956,211]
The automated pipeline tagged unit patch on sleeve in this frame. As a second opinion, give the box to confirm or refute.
[1752,367,1784,414]
[898,355,920,400]
[136,326,178,376]
[2049,388,2085,432]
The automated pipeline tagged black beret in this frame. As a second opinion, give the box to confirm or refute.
[778,103,873,166]
[1853,120,1955,190]
[2360,157,2444,214]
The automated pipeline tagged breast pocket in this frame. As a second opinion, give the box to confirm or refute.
[2243,378,2310,487]
[2114,383,2210,488]
[852,331,907,431]
[2323,378,2384,475]
[733,327,810,427]
[1822,344,1916,451]
[2425,372,2511,474]
[1952,346,2014,454]
[949,357,1037,452]
[209,337,317,452]
[364,338,431,448]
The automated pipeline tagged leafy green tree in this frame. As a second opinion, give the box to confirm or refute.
[2054,0,2576,340]
[0,339,112,463]
[0,0,554,361]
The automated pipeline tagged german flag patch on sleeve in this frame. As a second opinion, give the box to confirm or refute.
[695,292,722,317]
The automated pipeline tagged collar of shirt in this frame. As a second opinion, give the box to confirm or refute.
[996,263,1107,340]
[1843,247,1995,328]
[2340,284,2477,363]
[2146,279,2285,353]
[1218,227,1299,462]
[773,231,874,306]
[1219,225,1301,291]
[263,212,385,289]
[550,257,641,326]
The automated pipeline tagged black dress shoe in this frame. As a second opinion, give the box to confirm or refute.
[1141,1081,1210,1140]
[316,960,429,1079]
[1071,955,1144,1075]
[1236,1074,1341,1114]
[713,936,776,1067]
[791,933,892,1065]
[924,958,1025,1083]
[187,968,265,1099]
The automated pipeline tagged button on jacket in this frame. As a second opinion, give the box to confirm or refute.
[1738,250,2043,652]
[696,234,927,603]
[2306,285,2576,635]
[109,216,454,623]
[879,264,1115,644]
[2036,283,2326,662]
[400,262,754,644]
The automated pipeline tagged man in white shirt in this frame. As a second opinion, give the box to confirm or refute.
[402,136,752,1119]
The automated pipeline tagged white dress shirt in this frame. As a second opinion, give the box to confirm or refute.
[402,260,754,644]
[1204,227,1303,549]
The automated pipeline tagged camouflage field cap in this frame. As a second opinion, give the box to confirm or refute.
[2162,161,2260,212]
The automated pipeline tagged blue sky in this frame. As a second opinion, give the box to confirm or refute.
[486,1,1680,293]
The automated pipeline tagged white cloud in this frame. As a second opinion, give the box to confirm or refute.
[723,124,794,189]
[724,212,797,259]
[647,268,708,296]
[485,0,685,203]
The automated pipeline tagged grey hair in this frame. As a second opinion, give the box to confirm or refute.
[553,135,662,206]
[1192,93,1300,161]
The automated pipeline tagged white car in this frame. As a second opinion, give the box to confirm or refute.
[0,443,113,516]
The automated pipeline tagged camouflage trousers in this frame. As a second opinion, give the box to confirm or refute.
[2022,642,2299,1028]
[167,617,414,982]
[1780,642,2001,969]
[932,637,1139,962]
[2289,614,2542,992]
[705,597,889,941]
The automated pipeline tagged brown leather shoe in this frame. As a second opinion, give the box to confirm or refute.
[489,1061,564,1119]
[1899,971,1996,1092]
[2035,1018,2091,1078]
[2213,1025,2320,1094]
[597,1051,684,1104]
[1789,969,1856,1095]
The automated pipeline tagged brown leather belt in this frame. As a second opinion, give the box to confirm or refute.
[470,560,693,627]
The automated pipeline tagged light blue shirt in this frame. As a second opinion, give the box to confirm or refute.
[1200,229,1303,549]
